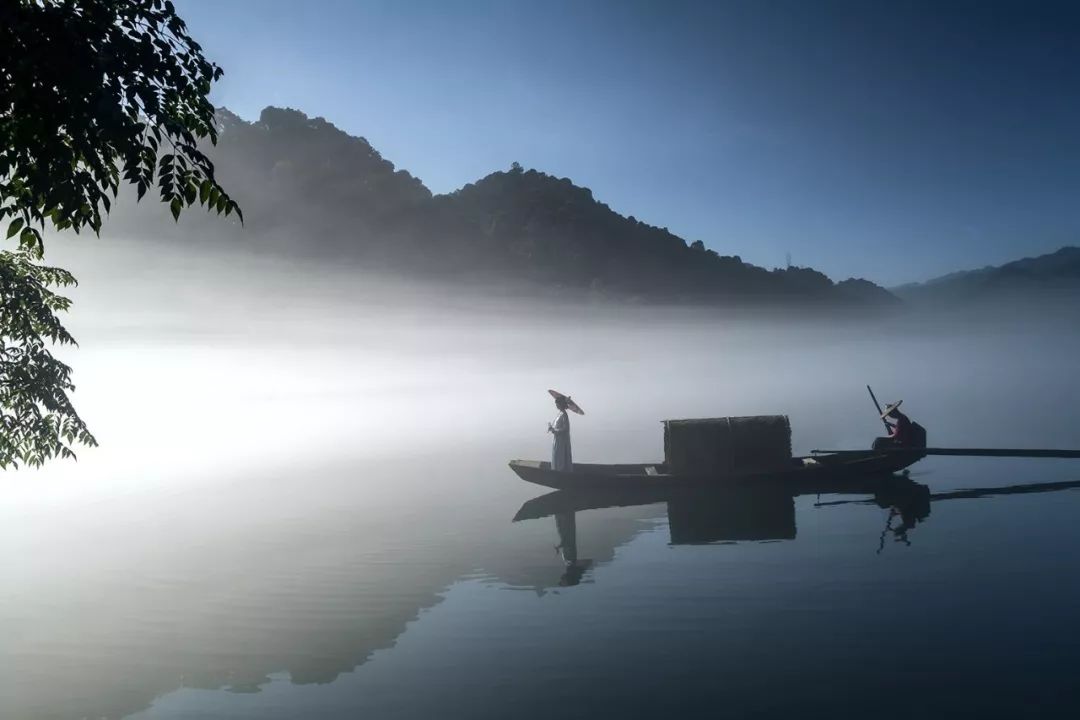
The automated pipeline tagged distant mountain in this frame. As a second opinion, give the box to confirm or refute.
[894,247,1080,304]
[108,106,895,307]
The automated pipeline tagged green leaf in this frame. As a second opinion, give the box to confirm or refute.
[19,227,41,255]
[169,197,182,221]
[6,218,24,239]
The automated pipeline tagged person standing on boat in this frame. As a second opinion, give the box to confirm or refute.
[547,390,583,472]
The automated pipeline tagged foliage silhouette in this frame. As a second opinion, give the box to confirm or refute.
[0,0,235,467]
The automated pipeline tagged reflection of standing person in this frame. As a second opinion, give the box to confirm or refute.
[555,512,577,565]
[555,511,585,586]
[548,395,573,472]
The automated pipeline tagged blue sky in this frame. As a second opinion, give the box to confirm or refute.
[175,0,1079,285]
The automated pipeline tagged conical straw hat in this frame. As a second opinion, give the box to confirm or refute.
[880,400,903,419]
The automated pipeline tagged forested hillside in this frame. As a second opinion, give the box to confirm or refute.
[108,107,895,306]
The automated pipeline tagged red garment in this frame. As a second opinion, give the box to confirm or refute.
[888,413,913,444]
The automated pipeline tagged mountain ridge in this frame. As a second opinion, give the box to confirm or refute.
[107,106,898,307]
[893,246,1080,304]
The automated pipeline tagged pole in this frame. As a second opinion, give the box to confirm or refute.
[815,478,1080,508]
[867,385,890,433]
[811,447,1080,459]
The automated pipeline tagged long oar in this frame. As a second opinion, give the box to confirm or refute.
[812,447,1080,459]
[815,478,1080,508]
[867,384,891,433]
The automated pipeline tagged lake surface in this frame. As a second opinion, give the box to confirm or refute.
[3,244,1080,719]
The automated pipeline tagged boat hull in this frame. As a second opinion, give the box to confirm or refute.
[508,450,923,492]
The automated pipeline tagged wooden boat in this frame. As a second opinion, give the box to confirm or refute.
[508,448,925,492]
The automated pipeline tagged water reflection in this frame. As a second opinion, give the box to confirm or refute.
[517,486,805,586]
[823,477,1080,552]
[518,485,845,550]
[521,486,797,546]
[554,512,590,586]
[873,481,932,551]
[11,468,1080,720]
[515,475,1080,574]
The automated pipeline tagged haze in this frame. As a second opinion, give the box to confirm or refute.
[4,233,1080,718]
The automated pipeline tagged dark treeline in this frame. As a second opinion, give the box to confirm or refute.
[109,107,897,307]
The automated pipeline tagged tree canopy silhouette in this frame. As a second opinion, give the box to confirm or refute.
[0,0,236,468]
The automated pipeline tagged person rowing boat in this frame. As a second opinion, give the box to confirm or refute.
[873,401,927,450]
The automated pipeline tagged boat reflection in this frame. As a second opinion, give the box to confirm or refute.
[516,476,1080,579]
[518,485,797,547]
[546,489,795,585]
[822,477,1080,552]
[518,485,801,585]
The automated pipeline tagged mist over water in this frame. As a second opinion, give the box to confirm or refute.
[4,237,1080,719]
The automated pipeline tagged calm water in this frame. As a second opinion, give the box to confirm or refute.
[3,244,1080,719]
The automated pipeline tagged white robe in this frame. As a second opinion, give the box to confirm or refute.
[550,410,572,472]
